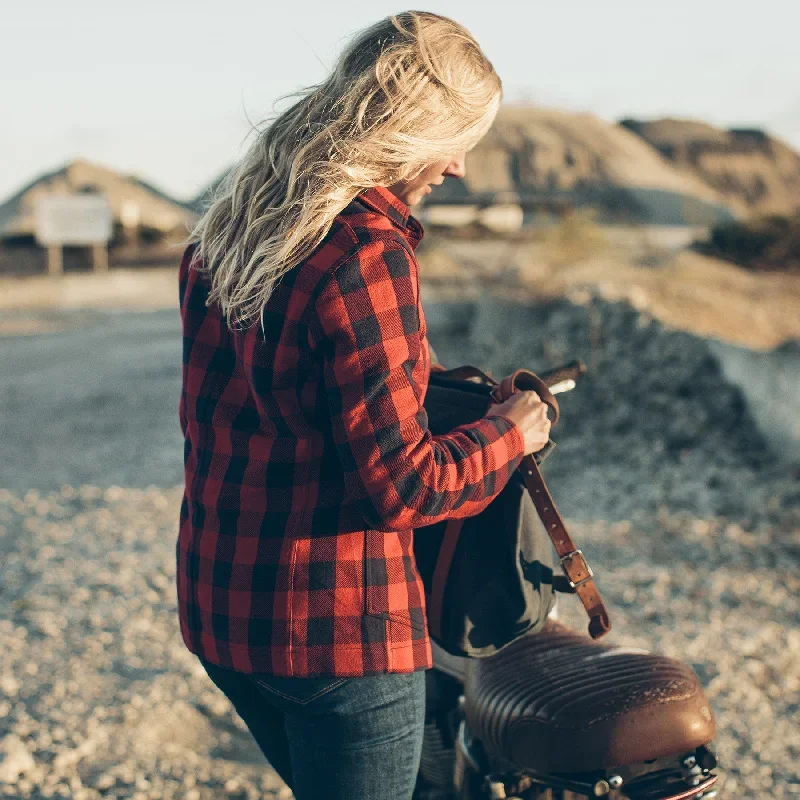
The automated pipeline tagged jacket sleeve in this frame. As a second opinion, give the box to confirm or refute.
[310,241,525,533]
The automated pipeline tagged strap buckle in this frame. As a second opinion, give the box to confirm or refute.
[559,549,594,589]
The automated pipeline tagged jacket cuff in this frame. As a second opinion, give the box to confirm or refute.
[477,413,526,466]
[478,416,556,465]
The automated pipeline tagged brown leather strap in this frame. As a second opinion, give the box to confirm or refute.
[518,454,610,639]
[492,368,560,425]
[493,369,611,640]
[428,518,465,639]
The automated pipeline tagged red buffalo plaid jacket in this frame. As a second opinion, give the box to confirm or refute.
[177,185,526,677]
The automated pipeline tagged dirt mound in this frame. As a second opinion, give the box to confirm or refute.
[431,106,734,225]
[620,118,800,218]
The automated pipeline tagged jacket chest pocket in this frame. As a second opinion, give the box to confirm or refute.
[364,529,427,632]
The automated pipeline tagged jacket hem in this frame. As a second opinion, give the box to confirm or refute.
[182,632,433,677]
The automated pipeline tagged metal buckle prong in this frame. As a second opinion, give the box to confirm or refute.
[559,549,594,589]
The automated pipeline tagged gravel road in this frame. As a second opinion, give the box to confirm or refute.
[1,309,184,492]
[1,302,798,798]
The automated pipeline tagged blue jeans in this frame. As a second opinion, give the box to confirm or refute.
[199,659,426,800]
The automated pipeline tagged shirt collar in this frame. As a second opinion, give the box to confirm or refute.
[356,185,425,249]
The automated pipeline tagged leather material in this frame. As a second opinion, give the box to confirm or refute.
[517,454,611,640]
[491,369,560,424]
[423,363,610,641]
[424,365,556,465]
[463,620,716,773]
[489,367,611,640]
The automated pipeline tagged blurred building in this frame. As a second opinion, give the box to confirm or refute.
[0,160,197,276]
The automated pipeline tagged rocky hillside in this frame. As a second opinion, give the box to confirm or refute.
[620,117,800,218]
[191,107,800,229]
[430,105,735,226]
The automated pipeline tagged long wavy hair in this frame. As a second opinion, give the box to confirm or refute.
[189,10,502,330]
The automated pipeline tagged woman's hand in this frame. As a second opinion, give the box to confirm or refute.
[485,391,552,456]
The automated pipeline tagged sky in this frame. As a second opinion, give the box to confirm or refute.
[2,0,799,203]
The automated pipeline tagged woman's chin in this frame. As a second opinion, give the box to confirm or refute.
[411,189,429,206]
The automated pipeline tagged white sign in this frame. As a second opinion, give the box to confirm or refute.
[35,194,113,246]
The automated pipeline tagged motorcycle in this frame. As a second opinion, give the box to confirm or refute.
[413,363,720,800]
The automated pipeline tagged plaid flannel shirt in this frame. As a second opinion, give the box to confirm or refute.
[177,185,526,677]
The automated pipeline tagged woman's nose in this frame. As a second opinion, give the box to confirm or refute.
[444,154,467,179]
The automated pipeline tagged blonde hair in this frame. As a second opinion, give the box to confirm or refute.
[190,10,502,330]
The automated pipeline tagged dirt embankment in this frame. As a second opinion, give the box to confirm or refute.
[423,292,800,529]
[417,235,800,350]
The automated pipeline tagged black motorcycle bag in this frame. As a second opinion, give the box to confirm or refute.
[412,369,558,658]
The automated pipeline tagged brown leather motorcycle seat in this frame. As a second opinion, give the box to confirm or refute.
[462,620,716,773]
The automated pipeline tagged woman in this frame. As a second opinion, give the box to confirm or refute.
[177,11,551,800]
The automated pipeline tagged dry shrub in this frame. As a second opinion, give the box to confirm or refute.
[699,214,800,273]
[539,210,609,268]
[634,230,673,268]
[415,241,465,282]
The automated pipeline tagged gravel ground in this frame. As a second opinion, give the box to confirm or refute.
[0,485,289,799]
[1,301,798,797]
[0,309,184,492]
[1,487,797,797]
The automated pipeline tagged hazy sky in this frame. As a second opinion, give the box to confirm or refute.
[3,0,798,202]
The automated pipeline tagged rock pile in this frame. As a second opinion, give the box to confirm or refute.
[0,485,797,797]
[425,293,800,531]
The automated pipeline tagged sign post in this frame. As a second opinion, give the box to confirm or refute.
[46,245,63,277]
[35,194,113,275]
[92,242,109,272]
